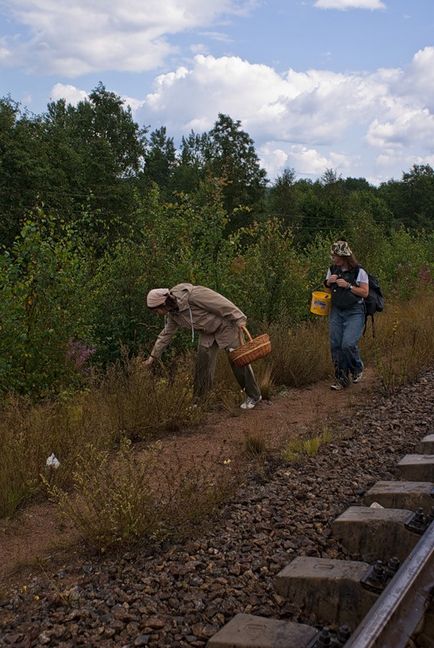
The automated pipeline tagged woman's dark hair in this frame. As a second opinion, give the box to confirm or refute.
[333,252,359,270]
[164,295,178,311]
[346,253,359,270]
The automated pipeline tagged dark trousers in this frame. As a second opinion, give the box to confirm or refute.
[193,342,262,400]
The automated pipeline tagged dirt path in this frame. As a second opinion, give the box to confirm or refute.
[0,369,377,586]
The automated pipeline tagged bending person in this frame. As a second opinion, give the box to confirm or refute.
[144,283,262,409]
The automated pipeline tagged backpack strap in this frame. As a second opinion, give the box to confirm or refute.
[363,313,376,338]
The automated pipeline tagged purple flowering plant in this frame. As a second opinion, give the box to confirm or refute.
[66,339,96,372]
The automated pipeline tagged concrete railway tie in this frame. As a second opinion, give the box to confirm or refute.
[207,434,434,648]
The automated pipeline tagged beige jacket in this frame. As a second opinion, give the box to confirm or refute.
[150,283,247,359]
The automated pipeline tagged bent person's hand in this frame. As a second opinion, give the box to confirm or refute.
[144,356,155,367]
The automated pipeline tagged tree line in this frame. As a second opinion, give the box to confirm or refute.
[1,82,434,252]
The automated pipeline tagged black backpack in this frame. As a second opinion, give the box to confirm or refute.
[363,271,384,336]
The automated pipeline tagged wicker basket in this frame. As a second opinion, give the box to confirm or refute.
[229,327,272,368]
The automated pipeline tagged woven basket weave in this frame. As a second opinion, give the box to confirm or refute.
[229,327,272,368]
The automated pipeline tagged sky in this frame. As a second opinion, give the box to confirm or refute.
[1,0,434,185]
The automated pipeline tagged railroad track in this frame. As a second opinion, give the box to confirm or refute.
[207,435,434,648]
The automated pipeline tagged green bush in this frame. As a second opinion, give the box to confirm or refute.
[0,213,92,396]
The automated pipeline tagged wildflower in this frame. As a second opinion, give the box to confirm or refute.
[46,453,60,469]
[66,339,96,372]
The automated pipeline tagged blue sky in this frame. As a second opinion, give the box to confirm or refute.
[1,0,434,184]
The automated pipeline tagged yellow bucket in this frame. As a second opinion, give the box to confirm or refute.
[310,290,331,316]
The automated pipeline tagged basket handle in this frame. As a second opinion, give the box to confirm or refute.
[239,325,253,344]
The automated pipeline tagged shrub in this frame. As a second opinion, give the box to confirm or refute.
[0,213,92,397]
[46,438,237,550]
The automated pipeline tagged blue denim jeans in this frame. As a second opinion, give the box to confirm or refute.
[329,303,365,385]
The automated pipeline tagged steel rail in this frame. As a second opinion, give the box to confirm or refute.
[345,520,434,648]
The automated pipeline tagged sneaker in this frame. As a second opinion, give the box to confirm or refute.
[330,382,345,391]
[240,395,262,410]
[352,370,364,383]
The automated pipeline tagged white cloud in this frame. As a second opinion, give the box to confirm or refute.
[367,108,434,149]
[50,83,88,105]
[133,48,434,182]
[0,0,254,76]
[315,0,385,9]
[394,46,434,110]
[260,142,351,177]
[140,54,387,145]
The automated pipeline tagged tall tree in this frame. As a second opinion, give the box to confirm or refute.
[0,98,51,246]
[173,131,212,194]
[142,126,176,193]
[379,164,434,230]
[41,83,148,249]
[268,168,302,230]
[206,114,268,229]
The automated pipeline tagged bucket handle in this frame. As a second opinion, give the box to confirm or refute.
[314,285,331,294]
[239,325,253,344]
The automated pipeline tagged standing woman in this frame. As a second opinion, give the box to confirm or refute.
[325,241,369,390]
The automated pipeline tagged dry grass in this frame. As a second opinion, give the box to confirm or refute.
[45,439,238,551]
[244,432,267,459]
[0,358,200,518]
[269,319,330,388]
[361,288,434,394]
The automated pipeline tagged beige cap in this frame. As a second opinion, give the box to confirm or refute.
[146,288,169,308]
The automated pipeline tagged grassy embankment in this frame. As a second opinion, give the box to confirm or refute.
[0,288,433,549]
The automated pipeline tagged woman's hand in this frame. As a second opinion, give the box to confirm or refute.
[336,277,351,288]
[328,274,339,284]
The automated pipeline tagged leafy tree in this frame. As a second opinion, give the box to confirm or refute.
[267,168,304,232]
[172,131,212,194]
[379,164,434,230]
[41,84,147,249]
[230,219,308,325]
[0,212,92,396]
[206,114,268,229]
[142,126,177,194]
[0,98,51,246]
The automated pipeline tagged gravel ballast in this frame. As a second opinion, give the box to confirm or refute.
[1,370,433,647]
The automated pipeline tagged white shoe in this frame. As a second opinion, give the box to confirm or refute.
[330,382,345,391]
[240,395,262,410]
[352,370,364,383]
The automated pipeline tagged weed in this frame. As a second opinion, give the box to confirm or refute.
[282,428,333,463]
[363,289,434,394]
[270,320,330,388]
[44,439,238,551]
[244,433,267,459]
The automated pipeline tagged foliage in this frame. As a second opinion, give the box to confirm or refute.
[45,439,162,549]
[0,212,92,395]
[230,218,309,326]
[379,164,434,230]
